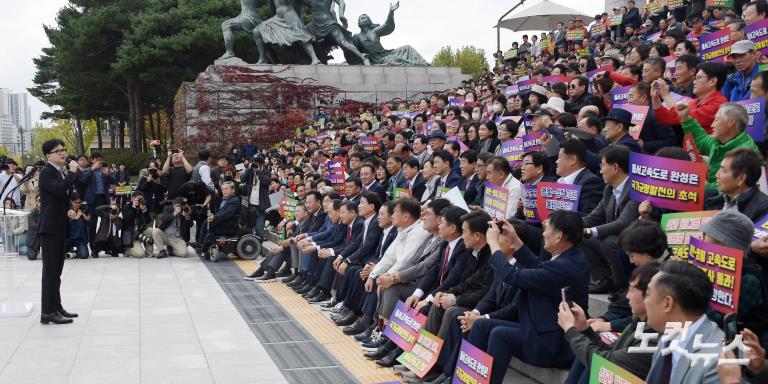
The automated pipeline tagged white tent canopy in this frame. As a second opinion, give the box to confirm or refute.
[496,0,593,32]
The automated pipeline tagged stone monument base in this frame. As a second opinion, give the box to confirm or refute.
[174,64,471,139]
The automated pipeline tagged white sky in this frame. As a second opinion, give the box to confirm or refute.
[0,0,606,127]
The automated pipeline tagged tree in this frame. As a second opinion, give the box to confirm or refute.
[431,45,489,78]
[30,120,97,159]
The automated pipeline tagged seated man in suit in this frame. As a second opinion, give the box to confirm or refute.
[465,210,590,384]
[299,199,346,296]
[428,150,463,200]
[249,203,311,282]
[397,158,427,201]
[458,150,480,204]
[555,139,605,216]
[582,146,639,294]
[360,164,387,203]
[344,178,362,204]
[207,181,241,237]
[643,261,723,384]
[601,109,641,152]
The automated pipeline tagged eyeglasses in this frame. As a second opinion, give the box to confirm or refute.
[522,162,535,167]
[50,148,67,155]
[568,84,578,89]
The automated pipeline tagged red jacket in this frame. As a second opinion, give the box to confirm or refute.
[608,71,637,86]
[653,91,727,134]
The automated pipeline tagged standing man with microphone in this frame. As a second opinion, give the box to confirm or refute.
[38,139,80,324]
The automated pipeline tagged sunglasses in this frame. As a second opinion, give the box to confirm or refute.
[568,84,578,89]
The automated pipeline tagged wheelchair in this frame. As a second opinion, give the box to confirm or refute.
[201,213,263,262]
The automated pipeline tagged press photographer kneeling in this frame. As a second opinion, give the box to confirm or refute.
[151,197,193,258]
[122,192,154,258]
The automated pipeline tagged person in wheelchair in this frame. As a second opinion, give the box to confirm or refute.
[206,181,242,241]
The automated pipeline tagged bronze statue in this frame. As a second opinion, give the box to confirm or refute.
[218,0,263,61]
[254,0,321,64]
[353,2,429,66]
[301,0,370,65]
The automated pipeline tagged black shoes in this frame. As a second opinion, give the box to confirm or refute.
[282,272,300,284]
[364,340,395,360]
[308,290,331,303]
[255,270,277,283]
[41,312,73,325]
[375,347,402,367]
[424,373,451,384]
[334,311,357,326]
[156,250,168,259]
[58,308,78,318]
[244,267,265,281]
[276,266,292,277]
[342,318,369,334]
[302,287,321,298]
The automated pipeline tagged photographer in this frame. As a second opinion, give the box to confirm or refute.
[78,152,114,250]
[137,160,165,215]
[151,197,193,258]
[177,180,212,247]
[161,149,192,199]
[123,192,153,258]
[239,155,271,238]
[93,203,123,257]
[67,193,91,259]
[0,157,22,207]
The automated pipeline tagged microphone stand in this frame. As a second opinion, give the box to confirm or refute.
[3,169,40,216]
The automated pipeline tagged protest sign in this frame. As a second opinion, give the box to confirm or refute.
[688,237,743,314]
[591,22,607,36]
[516,78,539,94]
[687,31,700,52]
[522,131,543,152]
[616,105,649,140]
[664,55,676,81]
[360,136,381,153]
[736,97,766,142]
[536,182,582,220]
[660,211,719,259]
[483,183,509,220]
[505,84,519,97]
[611,86,632,105]
[499,138,525,167]
[587,66,612,80]
[706,0,734,7]
[453,340,494,384]
[699,28,733,62]
[114,185,134,196]
[645,31,661,42]
[521,116,534,134]
[708,20,726,30]
[645,0,663,13]
[608,14,623,27]
[588,354,644,384]
[566,28,585,41]
[628,152,707,211]
[494,116,522,127]
[683,132,704,162]
[392,188,412,201]
[522,184,540,223]
[667,0,684,9]
[746,18,768,55]
[540,75,571,88]
[397,330,443,378]
[327,161,347,196]
[384,301,427,351]
[754,214,768,240]
[449,97,465,107]
[279,192,299,220]
[447,136,471,153]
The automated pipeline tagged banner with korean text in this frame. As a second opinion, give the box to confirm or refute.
[745,18,768,55]
[660,211,720,259]
[688,237,743,314]
[327,161,347,197]
[453,340,494,384]
[736,97,766,142]
[616,105,648,140]
[699,28,733,62]
[499,139,524,167]
[522,131,543,152]
[611,86,632,105]
[536,182,582,221]
[384,301,428,351]
[754,214,768,240]
[397,330,443,378]
[360,136,381,153]
[483,183,509,220]
[588,354,644,384]
[628,152,707,211]
[522,184,540,223]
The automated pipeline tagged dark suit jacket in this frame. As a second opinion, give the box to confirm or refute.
[93,205,122,243]
[489,245,590,367]
[475,274,519,320]
[573,169,605,216]
[639,109,676,154]
[347,193,362,204]
[583,182,640,238]
[704,187,768,222]
[373,227,398,263]
[305,208,328,235]
[429,172,463,200]
[446,244,494,308]
[77,167,114,203]
[364,180,387,203]
[416,239,468,297]
[212,196,241,226]
[346,216,382,265]
[315,221,346,249]
[332,216,365,259]
[38,164,78,236]
[459,174,480,205]
[614,134,642,153]
[398,174,427,202]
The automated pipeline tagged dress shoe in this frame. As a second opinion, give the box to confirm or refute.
[295,284,314,295]
[255,270,276,282]
[41,312,73,325]
[334,311,358,326]
[320,297,340,311]
[58,308,78,318]
[331,307,351,322]
[354,324,376,341]
[343,318,370,335]
[287,274,307,287]
[375,347,402,367]
[424,373,451,384]
[308,290,331,304]
[244,267,265,281]
[364,339,395,357]
[302,287,321,299]
[276,266,292,277]
[392,364,409,374]
[588,278,615,294]
[281,272,299,284]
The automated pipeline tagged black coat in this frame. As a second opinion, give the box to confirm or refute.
[446,244,494,308]
[573,169,605,216]
[705,188,768,222]
[38,164,78,236]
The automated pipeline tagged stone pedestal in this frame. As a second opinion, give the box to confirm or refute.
[174,64,471,139]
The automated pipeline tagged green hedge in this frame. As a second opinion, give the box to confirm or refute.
[94,149,155,177]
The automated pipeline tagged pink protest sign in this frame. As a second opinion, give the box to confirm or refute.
[688,237,743,314]
[499,138,524,167]
[628,152,707,211]
[397,330,443,378]
[384,300,427,351]
[616,104,649,140]
[453,340,494,384]
[483,182,509,220]
[536,182,582,220]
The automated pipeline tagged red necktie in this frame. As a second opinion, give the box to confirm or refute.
[346,226,352,244]
[439,245,451,284]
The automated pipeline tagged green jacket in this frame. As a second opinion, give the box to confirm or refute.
[682,118,759,190]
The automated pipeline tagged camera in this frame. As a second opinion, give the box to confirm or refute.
[135,196,146,206]
[65,246,78,259]
[79,201,89,213]
[148,168,160,179]
[171,149,180,154]
[137,233,154,246]
[181,204,191,215]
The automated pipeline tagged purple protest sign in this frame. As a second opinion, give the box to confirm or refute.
[505,84,519,97]
[522,131,543,152]
[687,31,700,52]
[360,136,381,153]
[611,86,632,105]
[628,152,707,211]
[499,138,524,167]
[449,97,465,107]
[495,116,522,127]
[754,214,768,240]
[384,300,427,352]
[746,18,768,55]
[483,182,509,220]
[447,136,471,153]
[453,340,494,384]
[587,65,612,80]
[699,28,733,62]
[522,184,540,223]
[616,104,649,140]
[536,182,581,220]
[736,97,765,142]
[521,116,534,134]
[664,55,676,81]
[515,79,539,94]
[646,31,661,42]
[540,75,571,88]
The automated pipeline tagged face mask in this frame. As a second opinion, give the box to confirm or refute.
[472,112,481,120]
[492,104,503,112]
[466,97,475,103]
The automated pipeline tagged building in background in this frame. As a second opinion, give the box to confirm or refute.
[0,88,32,156]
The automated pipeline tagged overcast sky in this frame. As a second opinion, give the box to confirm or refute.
[0,0,605,127]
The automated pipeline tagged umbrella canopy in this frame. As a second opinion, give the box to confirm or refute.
[496,0,592,32]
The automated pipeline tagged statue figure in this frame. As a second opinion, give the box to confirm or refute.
[353,2,429,66]
[301,0,370,65]
[218,0,263,61]
[254,0,321,64]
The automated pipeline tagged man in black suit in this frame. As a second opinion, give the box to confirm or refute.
[360,164,387,203]
[397,158,427,201]
[428,150,463,200]
[582,146,639,293]
[344,178,362,204]
[458,150,480,205]
[555,140,605,216]
[38,139,80,325]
